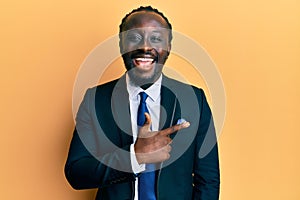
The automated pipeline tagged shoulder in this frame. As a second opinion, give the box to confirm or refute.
[162,75,205,98]
[85,76,126,95]
[91,78,120,91]
[80,77,123,106]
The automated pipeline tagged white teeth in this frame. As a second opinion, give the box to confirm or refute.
[135,58,154,62]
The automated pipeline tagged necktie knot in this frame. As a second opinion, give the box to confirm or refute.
[140,92,148,103]
[137,92,149,126]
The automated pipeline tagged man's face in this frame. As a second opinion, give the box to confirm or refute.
[120,11,171,86]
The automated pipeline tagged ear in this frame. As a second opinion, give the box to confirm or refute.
[119,39,123,54]
[167,43,171,53]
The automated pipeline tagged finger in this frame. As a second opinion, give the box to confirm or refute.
[164,144,172,152]
[158,137,172,146]
[144,112,151,125]
[164,137,172,145]
[139,130,159,139]
[159,121,190,136]
[140,112,151,131]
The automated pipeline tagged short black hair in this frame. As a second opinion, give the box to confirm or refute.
[119,6,172,32]
[119,6,173,45]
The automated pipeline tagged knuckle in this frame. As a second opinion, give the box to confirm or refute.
[159,130,165,136]
[171,126,175,132]
[165,153,170,160]
[164,140,169,145]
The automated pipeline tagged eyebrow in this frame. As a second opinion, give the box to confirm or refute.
[151,30,163,34]
[125,29,165,35]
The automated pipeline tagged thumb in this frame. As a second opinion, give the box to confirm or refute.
[143,112,151,128]
[138,113,152,138]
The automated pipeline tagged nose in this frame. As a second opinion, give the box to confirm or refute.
[139,37,153,51]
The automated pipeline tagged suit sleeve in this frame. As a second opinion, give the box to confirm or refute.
[192,89,220,200]
[64,88,135,190]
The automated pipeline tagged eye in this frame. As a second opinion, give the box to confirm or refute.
[126,33,142,43]
[150,35,163,43]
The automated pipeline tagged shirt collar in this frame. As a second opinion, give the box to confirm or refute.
[126,73,162,102]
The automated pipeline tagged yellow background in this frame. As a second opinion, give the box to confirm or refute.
[1,0,299,199]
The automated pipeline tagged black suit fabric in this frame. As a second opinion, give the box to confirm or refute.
[65,75,220,200]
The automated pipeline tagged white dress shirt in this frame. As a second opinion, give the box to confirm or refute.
[126,73,162,200]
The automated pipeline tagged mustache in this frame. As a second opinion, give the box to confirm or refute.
[129,49,159,60]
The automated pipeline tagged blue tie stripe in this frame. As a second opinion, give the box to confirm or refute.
[137,92,156,200]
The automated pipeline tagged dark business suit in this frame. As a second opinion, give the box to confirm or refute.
[65,75,220,200]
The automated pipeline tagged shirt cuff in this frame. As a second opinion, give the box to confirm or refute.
[130,144,146,174]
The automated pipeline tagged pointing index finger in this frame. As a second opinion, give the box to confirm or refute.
[159,121,190,136]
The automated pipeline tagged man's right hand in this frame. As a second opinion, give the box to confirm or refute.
[134,113,190,164]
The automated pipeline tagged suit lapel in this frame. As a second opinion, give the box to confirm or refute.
[110,76,134,145]
[160,76,181,138]
[95,76,133,147]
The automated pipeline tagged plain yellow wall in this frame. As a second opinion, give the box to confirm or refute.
[1,0,299,199]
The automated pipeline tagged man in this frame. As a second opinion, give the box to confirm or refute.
[65,6,220,200]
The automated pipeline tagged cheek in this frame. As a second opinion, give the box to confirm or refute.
[121,38,137,53]
[122,44,134,54]
[157,49,170,59]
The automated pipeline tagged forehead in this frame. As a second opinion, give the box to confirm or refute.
[123,11,169,30]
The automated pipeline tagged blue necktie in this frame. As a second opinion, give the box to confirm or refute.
[137,92,156,200]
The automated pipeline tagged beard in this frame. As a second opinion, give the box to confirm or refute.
[122,48,169,87]
[126,63,163,87]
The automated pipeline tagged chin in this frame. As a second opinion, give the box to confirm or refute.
[127,65,162,87]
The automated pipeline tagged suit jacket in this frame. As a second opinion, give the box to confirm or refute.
[65,75,220,200]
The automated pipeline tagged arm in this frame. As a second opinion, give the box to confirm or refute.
[193,89,220,200]
[65,130,136,189]
[64,88,135,190]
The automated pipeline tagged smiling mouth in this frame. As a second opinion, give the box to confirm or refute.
[133,57,155,67]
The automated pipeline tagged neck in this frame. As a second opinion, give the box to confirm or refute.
[140,83,153,90]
